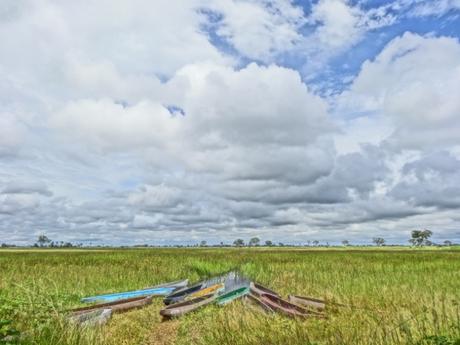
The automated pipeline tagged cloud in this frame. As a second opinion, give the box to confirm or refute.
[391,151,460,209]
[2,181,52,196]
[309,0,364,50]
[51,62,336,185]
[0,194,41,214]
[0,113,25,156]
[128,184,183,210]
[1,2,460,245]
[338,32,460,150]
[408,0,460,17]
[51,99,181,152]
[202,0,305,61]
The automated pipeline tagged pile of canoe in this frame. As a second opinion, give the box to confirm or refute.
[69,279,188,325]
[69,278,328,324]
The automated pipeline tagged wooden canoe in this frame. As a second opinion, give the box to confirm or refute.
[249,282,279,297]
[288,295,326,311]
[160,293,217,318]
[243,293,274,313]
[69,308,112,326]
[70,295,153,315]
[260,293,314,319]
[81,279,187,303]
[216,286,249,305]
[186,283,225,300]
[163,282,205,305]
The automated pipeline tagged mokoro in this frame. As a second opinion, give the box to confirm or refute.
[144,279,188,290]
[186,283,225,300]
[216,286,249,305]
[260,293,313,318]
[81,286,175,303]
[71,296,153,315]
[288,295,326,310]
[163,282,205,305]
[69,308,112,326]
[160,293,217,318]
[243,293,274,313]
[249,282,279,297]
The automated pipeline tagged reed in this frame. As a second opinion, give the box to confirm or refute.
[1,247,459,345]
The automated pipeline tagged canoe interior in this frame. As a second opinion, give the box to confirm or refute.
[261,293,309,316]
[244,293,273,313]
[216,287,249,304]
[163,283,205,305]
[166,283,203,298]
[187,283,224,299]
[81,286,175,303]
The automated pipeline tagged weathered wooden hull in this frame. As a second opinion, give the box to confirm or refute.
[288,295,326,311]
[69,308,112,326]
[260,293,311,318]
[71,295,153,315]
[243,293,274,313]
[160,293,217,318]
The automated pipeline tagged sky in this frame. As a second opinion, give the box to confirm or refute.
[1,0,460,246]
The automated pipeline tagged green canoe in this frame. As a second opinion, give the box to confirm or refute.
[216,286,249,306]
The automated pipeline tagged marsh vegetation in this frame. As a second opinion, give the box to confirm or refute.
[1,247,459,345]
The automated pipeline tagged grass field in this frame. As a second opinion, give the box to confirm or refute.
[1,247,460,345]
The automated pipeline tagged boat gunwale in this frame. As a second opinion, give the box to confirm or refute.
[70,296,153,315]
[288,295,327,310]
[249,282,279,297]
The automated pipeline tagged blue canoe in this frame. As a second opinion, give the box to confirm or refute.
[81,279,188,303]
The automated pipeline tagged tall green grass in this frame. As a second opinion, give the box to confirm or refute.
[1,248,459,345]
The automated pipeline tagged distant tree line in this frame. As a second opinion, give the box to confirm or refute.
[0,229,457,249]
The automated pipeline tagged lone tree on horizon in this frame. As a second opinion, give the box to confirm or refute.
[342,240,349,246]
[373,237,385,246]
[36,234,51,247]
[249,237,260,246]
[409,229,433,246]
[233,238,244,247]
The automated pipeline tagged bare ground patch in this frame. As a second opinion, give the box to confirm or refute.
[147,319,180,345]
